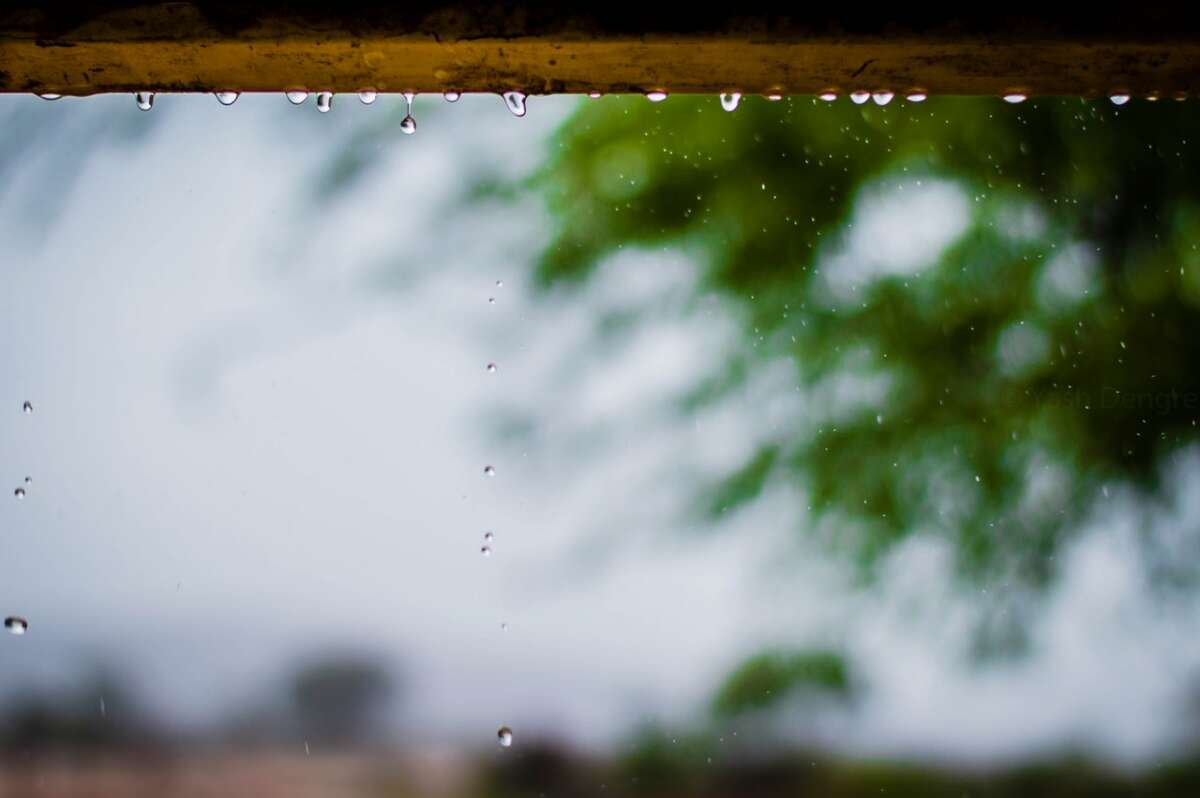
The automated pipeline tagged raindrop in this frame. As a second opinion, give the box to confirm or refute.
[135,91,155,111]
[498,726,513,747]
[719,92,741,112]
[488,297,496,305]
[1145,93,1160,102]
[503,91,527,117]
[22,401,33,414]
[587,91,602,99]
[23,477,31,486]
[500,622,509,631]
[214,91,239,106]
[38,93,62,101]
[358,89,378,104]
[484,531,494,542]
[495,280,504,288]
[315,91,333,112]
[905,91,928,103]
[400,92,416,134]
[818,91,838,102]
[765,93,783,101]
[1110,93,1131,105]
[4,617,28,635]
[645,91,668,102]
[13,487,25,500]
[486,363,497,373]
[871,91,894,106]
[1003,93,1027,104]
[286,90,308,104]
[484,465,496,477]
[444,91,461,102]
[480,545,492,557]
[850,91,870,104]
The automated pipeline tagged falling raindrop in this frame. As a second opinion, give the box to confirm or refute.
[719,92,741,112]
[315,91,333,112]
[38,93,62,101]
[358,89,378,104]
[23,477,31,486]
[484,531,494,542]
[444,91,461,102]
[22,401,33,414]
[480,545,492,557]
[13,487,25,500]
[849,91,870,105]
[498,726,513,747]
[1110,93,1131,105]
[818,91,838,102]
[871,91,894,106]
[135,91,155,111]
[484,465,496,477]
[503,91,527,117]
[500,622,509,631]
[286,90,308,104]
[4,617,28,635]
[214,91,239,106]
[905,91,928,103]
[400,92,416,134]
[495,280,504,288]
[486,363,497,373]
[488,297,496,305]
[1003,93,1027,104]
[645,91,668,102]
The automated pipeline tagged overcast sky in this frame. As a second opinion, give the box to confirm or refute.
[0,92,1197,765]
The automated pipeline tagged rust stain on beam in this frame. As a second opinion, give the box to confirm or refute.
[1,3,1198,97]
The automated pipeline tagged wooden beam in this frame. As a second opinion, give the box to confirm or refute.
[2,3,1198,97]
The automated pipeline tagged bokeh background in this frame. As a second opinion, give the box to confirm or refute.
[1,91,1200,795]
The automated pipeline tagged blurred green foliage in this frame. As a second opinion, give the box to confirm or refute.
[520,95,1200,611]
[712,649,850,716]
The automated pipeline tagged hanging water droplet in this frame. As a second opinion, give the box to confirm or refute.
[358,89,378,104]
[13,487,25,499]
[484,465,496,477]
[719,92,741,112]
[503,91,527,117]
[497,726,513,747]
[587,91,602,99]
[38,93,62,101]
[849,91,870,104]
[214,91,239,106]
[399,91,416,134]
[1110,93,1131,105]
[480,545,492,557]
[1003,93,1027,104]
[315,91,333,112]
[645,91,668,102]
[444,91,461,102]
[1145,92,1160,102]
[765,93,783,102]
[486,363,497,373]
[871,91,894,106]
[135,91,155,111]
[905,91,928,103]
[286,90,308,105]
[4,617,28,635]
[22,401,33,414]
[818,91,838,102]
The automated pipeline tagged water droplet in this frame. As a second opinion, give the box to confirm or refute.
[286,90,308,104]
[488,297,496,305]
[23,476,31,486]
[1003,93,1027,104]
[400,92,416,134]
[214,91,239,106]
[480,545,492,557]
[871,91,894,106]
[358,89,377,104]
[444,91,461,102]
[484,531,494,542]
[315,91,333,112]
[4,617,28,635]
[719,92,741,112]
[497,726,513,747]
[1110,93,1131,105]
[135,91,154,111]
[503,91,527,117]
[587,91,602,99]
[905,91,928,103]
[486,363,497,373]
[645,91,668,102]
[13,487,25,500]
[495,280,504,288]
[1145,92,1160,102]
[818,91,838,102]
[765,93,783,101]
[484,465,496,477]
[38,93,62,101]
[500,622,508,631]
[22,401,33,414]
[849,91,870,105]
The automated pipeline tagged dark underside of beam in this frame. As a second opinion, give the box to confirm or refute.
[1,3,1199,96]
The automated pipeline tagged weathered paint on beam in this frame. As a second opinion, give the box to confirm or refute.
[2,3,1199,97]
